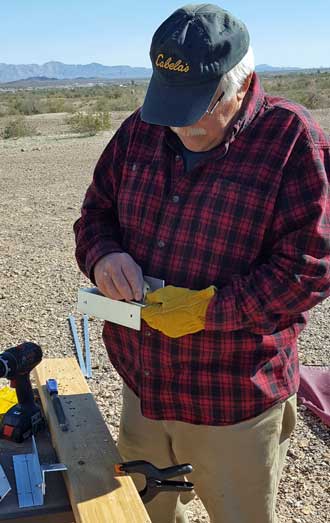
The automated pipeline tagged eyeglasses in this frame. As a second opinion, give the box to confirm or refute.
[205,91,225,116]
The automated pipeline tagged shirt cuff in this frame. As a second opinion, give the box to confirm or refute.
[205,286,247,332]
[205,282,278,334]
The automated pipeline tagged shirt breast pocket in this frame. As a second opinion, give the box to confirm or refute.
[195,178,272,265]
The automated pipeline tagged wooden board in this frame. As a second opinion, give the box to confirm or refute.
[33,358,150,523]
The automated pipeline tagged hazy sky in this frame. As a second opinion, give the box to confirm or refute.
[2,1,329,68]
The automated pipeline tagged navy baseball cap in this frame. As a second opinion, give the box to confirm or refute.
[141,4,250,127]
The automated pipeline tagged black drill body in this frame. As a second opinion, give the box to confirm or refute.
[0,342,44,442]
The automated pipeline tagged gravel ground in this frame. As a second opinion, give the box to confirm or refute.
[0,109,329,523]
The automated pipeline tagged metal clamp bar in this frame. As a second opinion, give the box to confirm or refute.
[83,315,92,379]
[68,315,87,377]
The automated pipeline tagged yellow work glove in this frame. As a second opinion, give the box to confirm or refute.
[141,285,216,338]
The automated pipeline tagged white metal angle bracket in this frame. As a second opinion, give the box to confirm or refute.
[0,465,11,503]
[77,275,164,330]
[13,435,67,508]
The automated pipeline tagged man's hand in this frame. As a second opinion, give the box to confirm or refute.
[141,285,216,338]
[94,252,144,302]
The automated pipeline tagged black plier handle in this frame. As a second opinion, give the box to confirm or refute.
[114,460,194,503]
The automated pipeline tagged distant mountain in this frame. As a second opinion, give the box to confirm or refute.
[0,61,152,83]
[0,61,326,84]
[256,64,301,73]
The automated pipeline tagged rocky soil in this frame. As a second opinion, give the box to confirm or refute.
[0,109,329,522]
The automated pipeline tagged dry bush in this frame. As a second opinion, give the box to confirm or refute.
[261,72,330,109]
[66,111,111,135]
[1,116,36,139]
[94,91,141,112]
[302,90,330,110]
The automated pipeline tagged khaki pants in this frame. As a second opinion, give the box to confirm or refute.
[118,384,297,523]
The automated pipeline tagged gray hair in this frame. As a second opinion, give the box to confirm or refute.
[218,46,255,101]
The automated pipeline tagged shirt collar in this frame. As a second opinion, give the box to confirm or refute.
[228,72,265,140]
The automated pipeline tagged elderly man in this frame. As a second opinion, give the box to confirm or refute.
[74,4,330,523]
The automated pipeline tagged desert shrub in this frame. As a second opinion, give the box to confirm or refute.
[261,72,330,109]
[6,93,74,115]
[2,116,36,139]
[45,97,75,113]
[0,104,11,117]
[10,95,44,115]
[66,111,111,135]
[94,96,112,112]
[94,90,142,112]
[45,97,65,113]
[302,90,330,110]
[62,101,76,113]
[0,83,148,118]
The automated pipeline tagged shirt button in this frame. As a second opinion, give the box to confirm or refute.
[144,370,150,376]
[157,240,165,248]
[145,330,152,336]
[172,195,180,203]
[175,155,181,161]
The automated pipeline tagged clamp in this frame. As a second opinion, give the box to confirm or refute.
[114,460,194,503]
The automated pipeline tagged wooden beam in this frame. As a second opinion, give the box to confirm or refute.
[33,358,150,523]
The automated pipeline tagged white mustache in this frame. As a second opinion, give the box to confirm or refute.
[171,127,207,137]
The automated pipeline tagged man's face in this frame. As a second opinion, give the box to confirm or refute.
[170,94,243,152]
[170,74,252,152]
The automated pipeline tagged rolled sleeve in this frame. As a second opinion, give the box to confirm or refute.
[74,125,128,282]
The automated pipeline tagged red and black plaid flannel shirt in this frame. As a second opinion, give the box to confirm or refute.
[74,74,330,425]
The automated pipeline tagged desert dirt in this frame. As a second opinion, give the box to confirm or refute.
[0,109,330,523]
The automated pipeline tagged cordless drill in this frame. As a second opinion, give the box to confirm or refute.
[0,342,44,442]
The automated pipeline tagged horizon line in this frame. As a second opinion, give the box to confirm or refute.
[1,61,330,70]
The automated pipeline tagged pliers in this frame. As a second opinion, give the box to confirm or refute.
[114,460,194,503]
